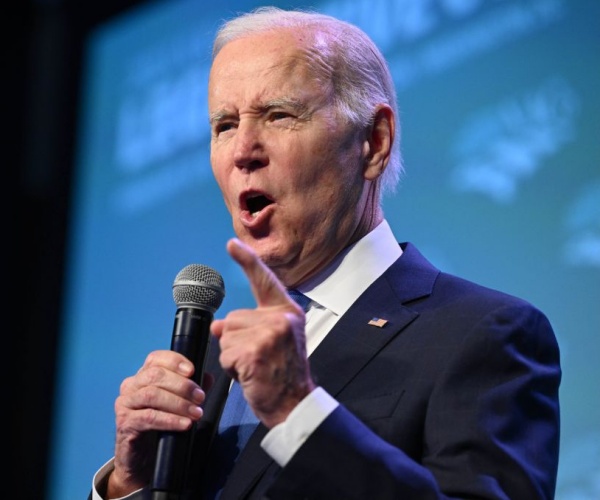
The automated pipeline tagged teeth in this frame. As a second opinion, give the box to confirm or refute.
[251,211,259,218]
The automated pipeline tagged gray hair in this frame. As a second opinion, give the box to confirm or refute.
[212,6,403,198]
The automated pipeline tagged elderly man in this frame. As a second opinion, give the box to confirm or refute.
[90,6,560,500]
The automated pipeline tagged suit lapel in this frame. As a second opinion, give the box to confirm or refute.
[309,279,417,397]
[216,243,439,499]
[309,242,437,395]
[217,424,271,499]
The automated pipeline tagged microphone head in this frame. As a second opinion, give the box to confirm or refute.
[172,264,225,312]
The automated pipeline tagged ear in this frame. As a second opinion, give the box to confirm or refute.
[362,105,395,181]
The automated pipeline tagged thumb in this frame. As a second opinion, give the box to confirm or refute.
[226,238,291,309]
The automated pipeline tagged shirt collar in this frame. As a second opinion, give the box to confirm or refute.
[298,220,402,316]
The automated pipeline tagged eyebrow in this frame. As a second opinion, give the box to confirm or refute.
[209,97,309,126]
[208,110,231,126]
[264,97,308,113]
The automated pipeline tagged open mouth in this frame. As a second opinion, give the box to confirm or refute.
[245,193,274,217]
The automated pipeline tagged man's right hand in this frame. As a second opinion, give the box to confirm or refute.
[107,350,205,498]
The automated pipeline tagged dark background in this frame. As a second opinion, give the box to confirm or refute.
[12,2,143,498]
[12,1,600,498]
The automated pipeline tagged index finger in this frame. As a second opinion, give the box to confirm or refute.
[226,238,291,308]
[142,350,196,377]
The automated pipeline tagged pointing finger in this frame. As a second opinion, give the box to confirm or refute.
[226,238,291,308]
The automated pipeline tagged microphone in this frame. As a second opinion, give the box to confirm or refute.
[151,264,225,500]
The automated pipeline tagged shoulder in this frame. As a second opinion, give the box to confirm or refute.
[395,241,543,312]
[392,242,556,345]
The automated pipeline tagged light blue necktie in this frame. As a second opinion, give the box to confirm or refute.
[202,289,310,496]
[217,290,310,444]
[287,288,311,312]
[201,381,259,497]
[217,380,259,453]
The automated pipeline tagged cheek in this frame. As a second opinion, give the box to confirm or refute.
[210,157,234,210]
[312,142,363,192]
[210,146,228,182]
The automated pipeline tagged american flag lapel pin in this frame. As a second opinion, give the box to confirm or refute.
[368,317,388,328]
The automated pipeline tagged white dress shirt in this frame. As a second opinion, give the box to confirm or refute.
[261,219,402,465]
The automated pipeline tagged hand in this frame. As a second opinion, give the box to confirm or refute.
[210,238,316,428]
[107,350,206,497]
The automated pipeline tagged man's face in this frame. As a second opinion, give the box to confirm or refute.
[208,29,370,286]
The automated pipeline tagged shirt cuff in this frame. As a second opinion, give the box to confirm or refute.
[260,386,339,466]
[92,458,150,500]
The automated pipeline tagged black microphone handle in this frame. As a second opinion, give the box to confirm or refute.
[151,306,213,500]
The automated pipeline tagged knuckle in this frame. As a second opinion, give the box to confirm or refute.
[144,351,158,366]
[120,376,133,393]
[145,408,161,427]
[138,385,158,407]
[144,365,167,384]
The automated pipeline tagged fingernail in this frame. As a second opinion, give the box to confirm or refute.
[189,405,203,418]
[192,388,204,403]
[179,362,193,375]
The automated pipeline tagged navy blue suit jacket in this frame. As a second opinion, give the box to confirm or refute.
[176,243,561,499]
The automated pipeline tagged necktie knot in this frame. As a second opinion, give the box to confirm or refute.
[288,289,311,312]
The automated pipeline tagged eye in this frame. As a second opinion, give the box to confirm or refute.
[269,111,293,121]
[214,121,236,135]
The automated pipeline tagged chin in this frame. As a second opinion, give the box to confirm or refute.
[247,236,293,267]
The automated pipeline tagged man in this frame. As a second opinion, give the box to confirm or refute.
[90,6,561,499]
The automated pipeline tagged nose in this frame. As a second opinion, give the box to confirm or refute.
[233,120,268,170]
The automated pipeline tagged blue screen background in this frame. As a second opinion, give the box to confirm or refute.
[47,0,600,498]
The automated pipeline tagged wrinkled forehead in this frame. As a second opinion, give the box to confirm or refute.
[210,27,334,84]
[208,28,335,107]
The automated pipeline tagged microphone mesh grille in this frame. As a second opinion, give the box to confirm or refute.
[172,264,225,311]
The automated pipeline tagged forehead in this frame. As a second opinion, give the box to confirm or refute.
[208,29,330,108]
